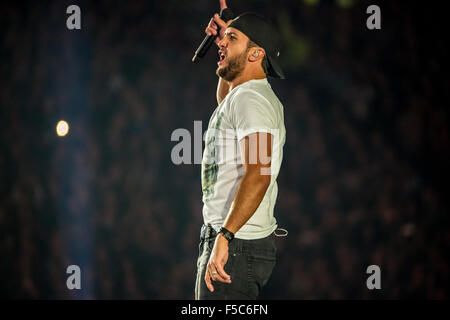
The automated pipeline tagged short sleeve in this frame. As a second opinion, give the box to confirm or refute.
[230,89,277,141]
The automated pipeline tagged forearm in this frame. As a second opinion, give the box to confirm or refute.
[222,170,271,234]
[216,76,230,105]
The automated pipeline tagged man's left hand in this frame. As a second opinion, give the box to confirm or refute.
[204,233,232,292]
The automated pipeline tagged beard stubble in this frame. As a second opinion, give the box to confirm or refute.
[216,48,249,82]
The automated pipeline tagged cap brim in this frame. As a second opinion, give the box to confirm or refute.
[267,55,285,79]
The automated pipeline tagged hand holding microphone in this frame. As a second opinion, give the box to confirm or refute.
[192,0,234,62]
[205,14,232,46]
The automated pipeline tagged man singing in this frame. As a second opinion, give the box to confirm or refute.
[195,11,286,300]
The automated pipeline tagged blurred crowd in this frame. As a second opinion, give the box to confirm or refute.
[0,0,449,299]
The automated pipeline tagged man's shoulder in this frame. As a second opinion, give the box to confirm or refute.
[229,86,272,107]
[231,83,283,113]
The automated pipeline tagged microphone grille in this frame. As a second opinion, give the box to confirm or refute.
[220,8,234,21]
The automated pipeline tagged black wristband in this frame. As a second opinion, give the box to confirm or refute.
[219,227,235,243]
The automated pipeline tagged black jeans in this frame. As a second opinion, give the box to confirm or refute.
[195,226,277,300]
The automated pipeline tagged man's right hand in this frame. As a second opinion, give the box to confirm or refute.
[205,13,232,46]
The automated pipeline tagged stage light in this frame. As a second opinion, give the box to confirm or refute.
[56,120,69,136]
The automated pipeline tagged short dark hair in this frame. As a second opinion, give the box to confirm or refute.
[247,39,269,75]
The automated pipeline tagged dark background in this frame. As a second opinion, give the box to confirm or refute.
[0,0,448,299]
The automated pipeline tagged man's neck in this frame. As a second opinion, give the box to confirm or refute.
[228,69,266,92]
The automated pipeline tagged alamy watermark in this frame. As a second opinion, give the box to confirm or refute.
[366,5,381,30]
[66,5,81,30]
[366,265,381,290]
[66,265,81,290]
[65,4,380,32]
[170,121,282,176]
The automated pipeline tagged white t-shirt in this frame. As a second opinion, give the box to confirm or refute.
[201,78,286,240]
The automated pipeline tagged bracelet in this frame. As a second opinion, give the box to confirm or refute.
[219,227,235,243]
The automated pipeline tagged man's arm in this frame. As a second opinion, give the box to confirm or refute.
[222,132,272,233]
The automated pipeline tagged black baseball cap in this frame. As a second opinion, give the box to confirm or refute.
[228,12,285,79]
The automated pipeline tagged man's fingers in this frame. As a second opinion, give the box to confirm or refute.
[208,18,218,30]
[210,262,231,283]
[209,262,226,282]
[206,28,217,36]
[205,18,218,36]
[205,26,218,36]
[219,0,228,11]
[207,12,231,40]
[204,269,214,292]
[215,262,231,282]
[213,13,228,29]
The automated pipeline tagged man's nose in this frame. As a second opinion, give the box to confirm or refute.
[218,37,228,48]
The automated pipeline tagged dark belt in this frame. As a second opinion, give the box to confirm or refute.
[200,224,218,240]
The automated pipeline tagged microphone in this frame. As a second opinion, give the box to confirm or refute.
[192,8,234,63]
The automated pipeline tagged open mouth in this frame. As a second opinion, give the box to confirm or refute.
[218,51,226,65]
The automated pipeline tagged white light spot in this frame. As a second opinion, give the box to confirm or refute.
[56,120,69,137]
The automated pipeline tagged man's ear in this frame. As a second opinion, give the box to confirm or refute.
[249,49,265,62]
